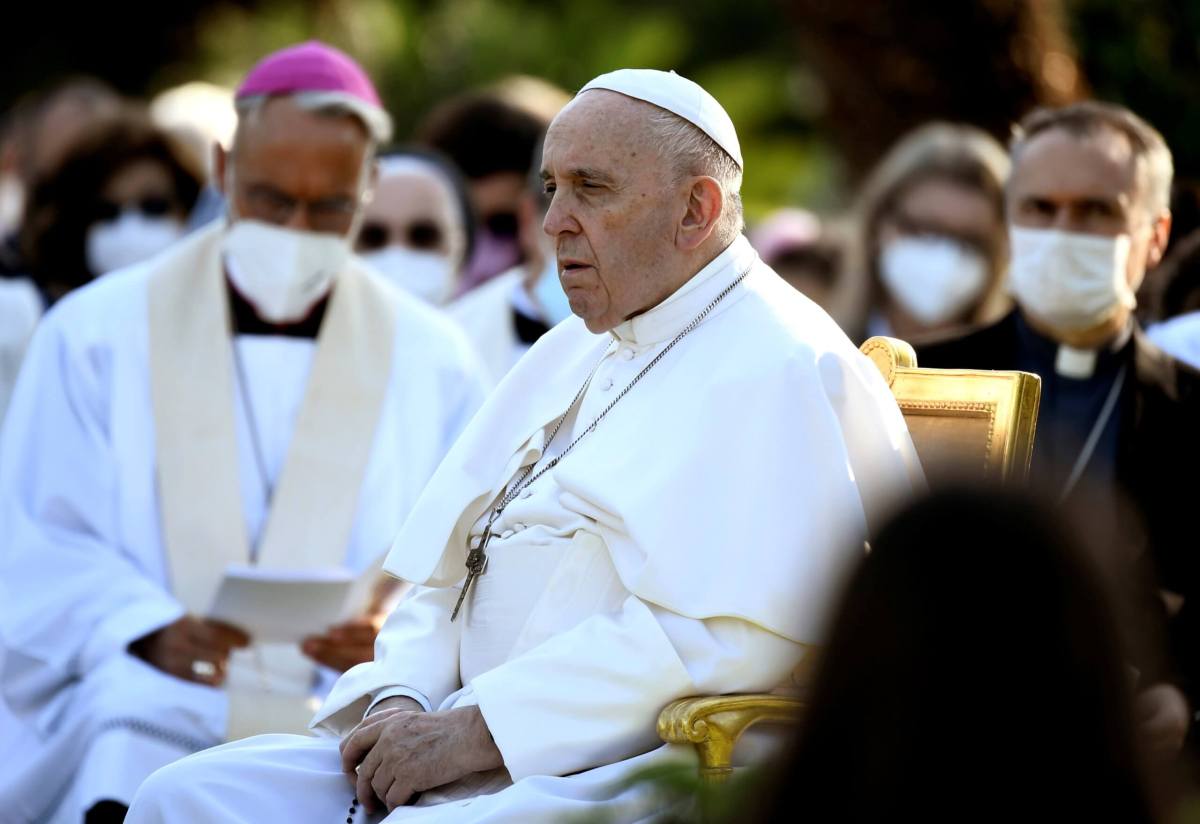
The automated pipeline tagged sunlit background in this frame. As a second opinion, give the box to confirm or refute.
[4,0,1200,223]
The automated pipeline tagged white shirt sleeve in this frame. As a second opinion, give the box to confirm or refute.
[365,687,432,714]
[468,594,801,781]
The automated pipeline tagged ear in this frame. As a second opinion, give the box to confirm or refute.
[214,143,230,197]
[676,176,724,251]
[1145,209,1172,270]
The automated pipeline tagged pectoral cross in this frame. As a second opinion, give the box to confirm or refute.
[450,525,492,622]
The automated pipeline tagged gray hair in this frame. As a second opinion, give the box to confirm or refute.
[1010,101,1173,219]
[233,91,392,150]
[645,108,744,245]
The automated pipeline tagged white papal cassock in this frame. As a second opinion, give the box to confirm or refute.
[0,225,487,823]
[127,235,924,823]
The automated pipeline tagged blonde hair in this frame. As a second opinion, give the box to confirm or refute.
[850,122,1012,332]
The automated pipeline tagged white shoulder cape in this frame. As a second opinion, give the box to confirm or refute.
[384,246,923,643]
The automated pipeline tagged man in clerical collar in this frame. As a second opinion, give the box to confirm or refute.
[918,101,1200,758]
[0,42,486,823]
[127,68,922,823]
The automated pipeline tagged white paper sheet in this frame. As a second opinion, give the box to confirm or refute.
[207,564,376,643]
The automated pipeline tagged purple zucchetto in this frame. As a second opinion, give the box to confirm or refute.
[235,40,392,143]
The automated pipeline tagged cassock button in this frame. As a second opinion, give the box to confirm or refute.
[621,347,635,361]
[513,523,526,532]
[600,377,614,391]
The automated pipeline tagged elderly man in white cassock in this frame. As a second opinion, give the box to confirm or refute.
[126,69,922,823]
[0,41,487,824]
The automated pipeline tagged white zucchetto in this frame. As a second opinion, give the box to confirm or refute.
[577,68,743,170]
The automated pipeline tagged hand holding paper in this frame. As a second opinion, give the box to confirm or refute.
[207,564,377,645]
[129,615,251,686]
[300,616,381,672]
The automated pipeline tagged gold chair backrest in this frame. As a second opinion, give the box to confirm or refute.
[860,336,1042,486]
[658,338,1043,778]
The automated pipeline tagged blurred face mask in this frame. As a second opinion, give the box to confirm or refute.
[460,216,523,289]
[361,246,456,305]
[223,219,352,322]
[86,212,185,276]
[1008,226,1135,334]
[532,258,573,326]
[879,235,988,326]
[222,158,367,322]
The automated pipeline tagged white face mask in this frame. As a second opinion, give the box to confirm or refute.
[361,246,456,305]
[86,212,185,276]
[223,219,352,322]
[1008,226,1135,334]
[531,258,573,326]
[879,235,989,326]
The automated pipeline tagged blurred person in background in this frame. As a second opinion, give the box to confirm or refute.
[20,104,204,304]
[0,78,121,259]
[1140,228,1200,370]
[919,102,1200,756]
[417,77,568,294]
[749,207,851,329]
[760,489,1162,822]
[149,81,239,230]
[450,139,572,386]
[354,148,474,305]
[849,122,1011,343]
[0,80,121,425]
[0,41,486,823]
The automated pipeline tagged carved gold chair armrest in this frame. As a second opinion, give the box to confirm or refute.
[657,694,804,782]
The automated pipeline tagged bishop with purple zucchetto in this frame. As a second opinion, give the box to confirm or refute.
[0,41,487,822]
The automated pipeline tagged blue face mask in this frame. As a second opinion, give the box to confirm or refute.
[532,259,574,326]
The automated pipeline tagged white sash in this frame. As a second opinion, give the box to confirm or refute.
[147,223,397,739]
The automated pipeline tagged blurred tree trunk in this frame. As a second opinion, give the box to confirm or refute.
[785,0,1087,180]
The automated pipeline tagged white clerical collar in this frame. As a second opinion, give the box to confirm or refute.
[509,270,542,320]
[1054,318,1134,379]
[610,235,757,346]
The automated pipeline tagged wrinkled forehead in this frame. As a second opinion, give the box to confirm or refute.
[1011,125,1139,199]
[378,156,455,199]
[234,95,371,155]
[542,90,660,177]
[371,167,459,225]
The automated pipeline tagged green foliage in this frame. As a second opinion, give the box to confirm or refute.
[140,0,1200,217]
[158,0,835,219]
[566,759,770,824]
[1068,0,1200,179]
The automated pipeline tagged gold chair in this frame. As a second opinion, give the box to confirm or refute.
[656,336,1042,781]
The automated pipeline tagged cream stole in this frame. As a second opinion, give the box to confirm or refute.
[147,223,397,739]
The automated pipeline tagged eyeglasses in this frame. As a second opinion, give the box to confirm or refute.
[94,194,175,223]
[238,182,361,234]
[357,220,446,252]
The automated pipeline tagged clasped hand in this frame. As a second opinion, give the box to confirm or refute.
[339,699,503,813]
